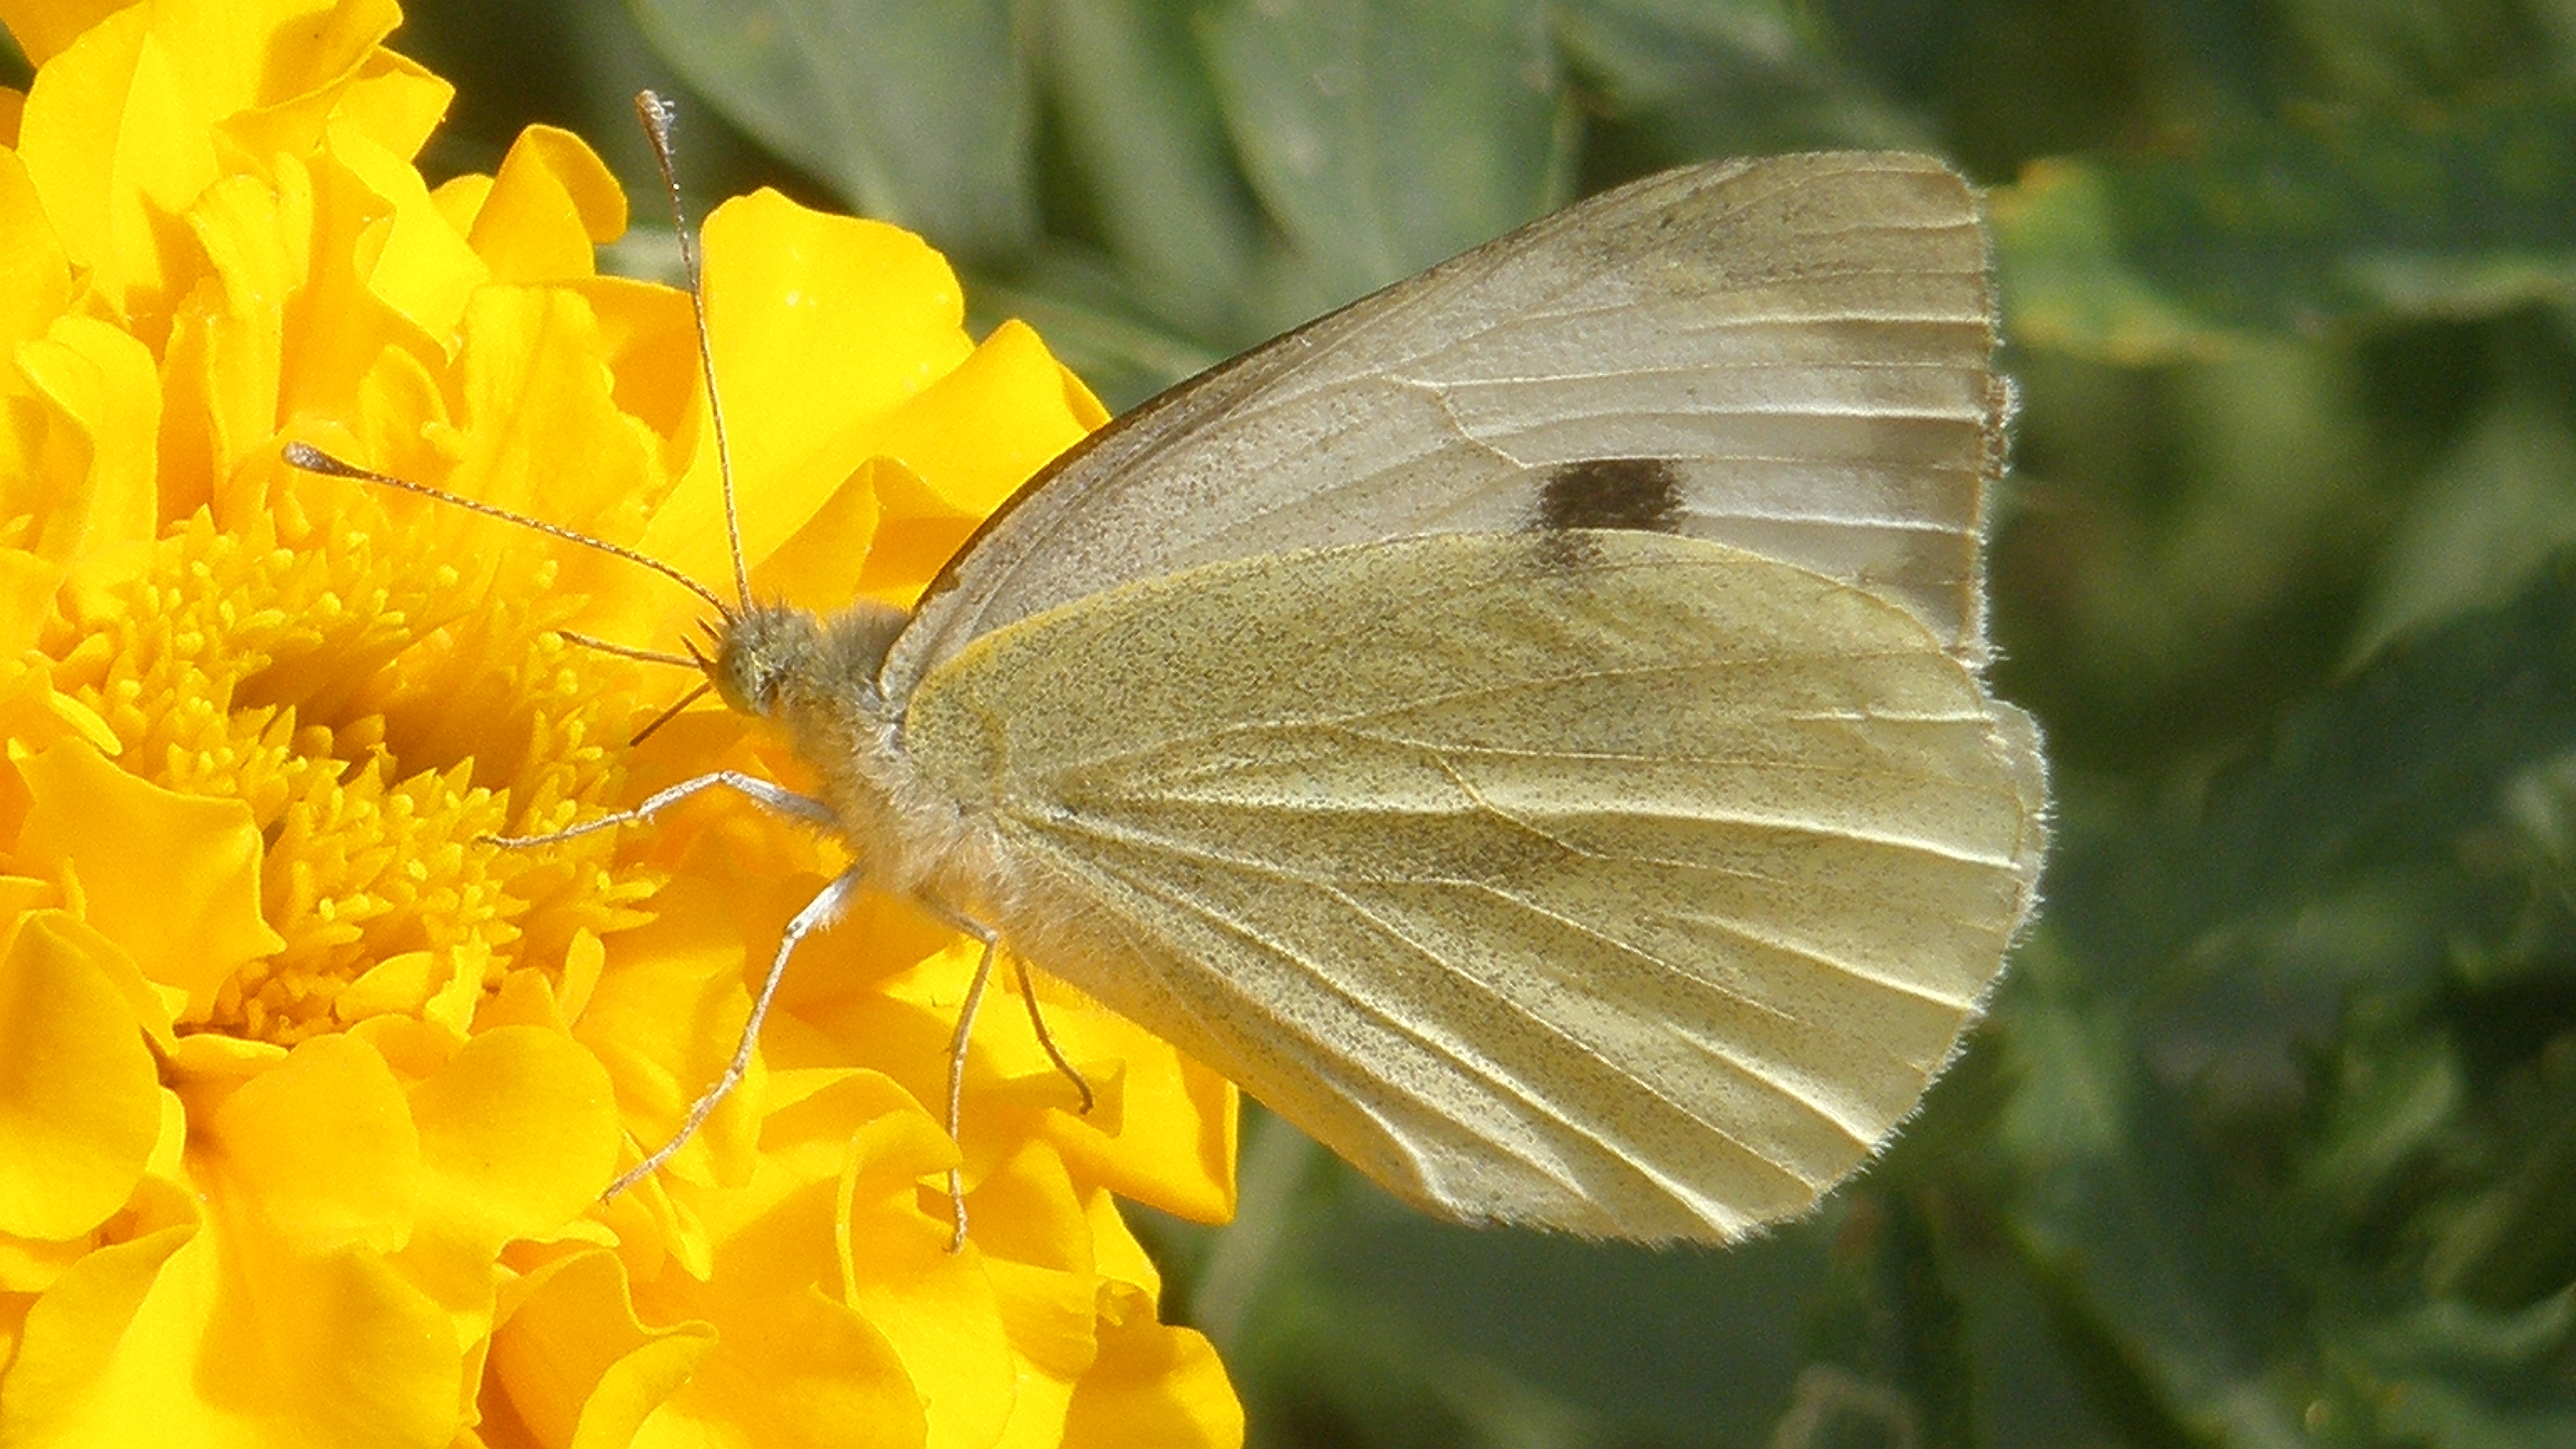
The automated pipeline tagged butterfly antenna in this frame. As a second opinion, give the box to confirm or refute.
[635,91,753,612]
[282,443,731,615]
[557,629,701,670]
[628,681,715,746]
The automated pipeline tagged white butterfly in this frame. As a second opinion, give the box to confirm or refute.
[295,144,2046,1248]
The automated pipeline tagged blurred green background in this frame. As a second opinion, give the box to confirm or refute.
[384,1,2576,1444]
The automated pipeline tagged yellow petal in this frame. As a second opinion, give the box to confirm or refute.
[575,877,765,1188]
[1047,1013,1238,1227]
[853,319,1095,605]
[15,739,286,1016]
[489,1248,716,1449]
[16,312,162,575]
[0,913,158,1238]
[873,317,1094,518]
[11,0,400,322]
[12,5,201,314]
[446,284,662,579]
[327,116,491,342]
[326,45,451,166]
[1062,1283,1244,1449]
[5,1216,460,1449]
[636,1285,927,1449]
[0,146,73,351]
[639,187,973,595]
[213,0,411,168]
[749,454,888,614]
[384,1026,620,1412]
[468,124,626,283]
[201,1032,418,1256]
[0,2,130,66]
[827,1074,1019,1449]
[164,169,297,508]
[0,1222,199,1444]
[409,1024,620,1256]
[974,1141,1108,1445]
[0,659,118,764]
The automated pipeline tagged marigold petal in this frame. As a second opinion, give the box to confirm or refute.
[212,0,408,166]
[875,318,1094,518]
[447,285,660,582]
[7,1208,460,1449]
[575,878,765,1189]
[825,1074,1018,1449]
[376,1027,618,1424]
[0,1209,97,1295]
[11,6,181,310]
[411,1025,621,1254]
[639,187,972,594]
[0,2,128,66]
[975,1141,1108,1443]
[202,1032,418,1255]
[749,455,888,614]
[0,659,118,764]
[164,169,298,508]
[468,124,625,283]
[0,147,72,351]
[1046,1018,1237,1226]
[0,913,158,1238]
[0,1222,198,1444]
[19,312,162,568]
[853,320,1094,604]
[12,0,398,321]
[327,46,450,165]
[15,740,286,1016]
[1063,1283,1243,1449]
[278,150,456,470]
[638,1285,927,1449]
[489,1248,717,1449]
[1083,1188,1159,1299]
[328,116,490,341]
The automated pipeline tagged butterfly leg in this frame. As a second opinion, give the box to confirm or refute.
[603,863,865,1200]
[938,918,1002,1251]
[489,770,838,849]
[913,896,1096,1116]
[912,900,1098,1251]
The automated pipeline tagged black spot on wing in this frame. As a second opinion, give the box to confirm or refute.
[1533,458,1686,535]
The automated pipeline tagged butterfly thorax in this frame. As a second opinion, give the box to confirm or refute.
[710,601,1016,909]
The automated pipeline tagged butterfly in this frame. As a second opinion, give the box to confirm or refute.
[295,137,2046,1248]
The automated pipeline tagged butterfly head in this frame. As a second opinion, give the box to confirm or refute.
[702,605,824,719]
[699,600,910,722]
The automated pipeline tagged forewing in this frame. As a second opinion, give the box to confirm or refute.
[884,151,2005,702]
[904,532,2045,1242]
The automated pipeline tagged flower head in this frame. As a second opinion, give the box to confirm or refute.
[0,3,1240,1445]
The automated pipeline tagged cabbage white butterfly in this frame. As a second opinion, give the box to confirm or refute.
[294,134,2045,1248]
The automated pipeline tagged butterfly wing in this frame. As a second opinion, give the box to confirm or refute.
[883,151,2006,702]
[903,529,2044,1242]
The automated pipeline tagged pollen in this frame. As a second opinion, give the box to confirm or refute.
[45,501,656,1045]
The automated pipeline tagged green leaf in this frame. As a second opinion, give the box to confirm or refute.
[1030,0,1265,346]
[2055,551,2576,989]
[2351,389,2576,664]
[1994,937,2311,1449]
[1196,0,1578,319]
[627,0,1037,258]
[1553,0,1928,162]
[1995,91,2576,361]
[2333,1291,2576,1447]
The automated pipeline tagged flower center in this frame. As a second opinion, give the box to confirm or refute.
[46,498,660,1044]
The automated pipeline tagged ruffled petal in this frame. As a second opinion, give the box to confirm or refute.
[0,913,158,1238]
[16,739,285,1017]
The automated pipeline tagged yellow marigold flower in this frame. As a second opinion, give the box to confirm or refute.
[0,4,1242,1447]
